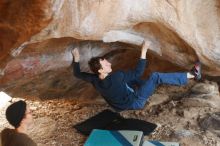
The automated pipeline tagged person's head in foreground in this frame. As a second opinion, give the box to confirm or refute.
[1,100,36,146]
[6,100,33,130]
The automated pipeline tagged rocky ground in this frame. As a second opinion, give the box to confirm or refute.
[1,80,220,146]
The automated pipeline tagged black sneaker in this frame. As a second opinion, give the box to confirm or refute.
[191,61,202,81]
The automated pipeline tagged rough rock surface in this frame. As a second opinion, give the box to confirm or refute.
[200,112,220,137]
[1,0,220,77]
[181,81,220,108]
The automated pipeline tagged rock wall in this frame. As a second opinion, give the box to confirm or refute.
[0,0,220,95]
[0,0,52,67]
[23,0,220,75]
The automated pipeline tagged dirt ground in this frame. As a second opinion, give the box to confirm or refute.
[1,80,220,146]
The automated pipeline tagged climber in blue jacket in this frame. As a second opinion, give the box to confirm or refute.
[72,41,201,110]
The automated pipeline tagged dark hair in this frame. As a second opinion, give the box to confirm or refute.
[88,57,104,74]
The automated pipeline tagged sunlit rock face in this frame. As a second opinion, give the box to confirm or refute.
[1,0,220,75]
[24,0,220,75]
[0,0,52,67]
[0,0,220,97]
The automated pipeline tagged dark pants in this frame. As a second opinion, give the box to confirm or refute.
[129,72,188,109]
